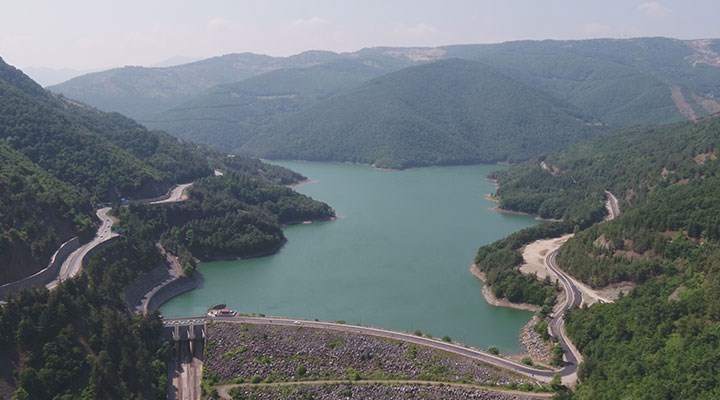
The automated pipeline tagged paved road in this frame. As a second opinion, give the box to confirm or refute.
[149,183,193,204]
[46,207,117,289]
[544,250,582,382]
[46,183,194,290]
[604,190,620,220]
[165,241,594,387]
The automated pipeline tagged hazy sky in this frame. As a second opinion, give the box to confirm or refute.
[2,0,720,70]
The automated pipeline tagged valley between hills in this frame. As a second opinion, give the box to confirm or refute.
[1,36,720,400]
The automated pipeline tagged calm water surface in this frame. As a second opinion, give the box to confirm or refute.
[162,162,537,352]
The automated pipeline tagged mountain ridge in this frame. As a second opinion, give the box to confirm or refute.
[241,58,599,168]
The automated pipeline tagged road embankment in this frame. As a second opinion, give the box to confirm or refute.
[0,237,79,298]
[204,322,538,389]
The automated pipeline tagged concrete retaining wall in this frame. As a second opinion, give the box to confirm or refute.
[0,237,80,298]
[124,265,171,314]
[146,275,199,314]
[82,236,120,265]
[137,186,173,204]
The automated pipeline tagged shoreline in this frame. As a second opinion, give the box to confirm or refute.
[282,215,339,226]
[469,264,540,312]
[490,206,562,222]
[286,178,319,189]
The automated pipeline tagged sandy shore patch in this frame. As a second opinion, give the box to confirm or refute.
[518,234,632,306]
[519,235,572,282]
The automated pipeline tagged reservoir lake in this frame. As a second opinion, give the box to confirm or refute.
[162,162,538,352]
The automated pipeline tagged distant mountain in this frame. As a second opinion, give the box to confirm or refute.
[445,37,720,127]
[241,58,598,168]
[21,66,95,87]
[48,38,720,169]
[149,55,201,68]
[47,48,435,119]
[140,59,400,151]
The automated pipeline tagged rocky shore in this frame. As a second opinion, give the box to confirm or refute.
[518,316,553,365]
[205,322,533,387]
[223,382,548,400]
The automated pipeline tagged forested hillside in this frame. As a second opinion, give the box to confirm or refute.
[141,60,392,151]
[447,38,720,127]
[48,49,424,119]
[491,116,720,222]
[48,38,720,169]
[0,57,335,397]
[0,56,214,281]
[242,58,597,168]
[115,171,334,269]
[0,239,168,399]
[478,114,720,398]
[0,54,333,281]
[0,142,92,283]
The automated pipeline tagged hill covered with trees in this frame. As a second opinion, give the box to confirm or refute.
[47,49,424,119]
[141,59,394,152]
[476,114,720,398]
[0,56,335,397]
[0,55,215,281]
[48,38,720,170]
[242,58,598,168]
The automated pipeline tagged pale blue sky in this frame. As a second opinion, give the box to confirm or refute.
[2,0,719,70]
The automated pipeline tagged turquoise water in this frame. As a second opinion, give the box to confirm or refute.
[162,162,537,352]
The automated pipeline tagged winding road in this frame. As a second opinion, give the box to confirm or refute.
[45,183,193,290]
[46,207,117,290]
[545,250,582,380]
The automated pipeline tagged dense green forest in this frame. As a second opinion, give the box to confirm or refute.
[563,167,720,398]
[491,116,720,221]
[243,58,598,168]
[0,56,215,280]
[0,56,219,200]
[48,49,417,119]
[49,38,720,170]
[481,114,720,398]
[446,37,720,127]
[0,238,168,399]
[0,143,93,283]
[142,60,394,152]
[114,171,334,262]
[0,56,337,398]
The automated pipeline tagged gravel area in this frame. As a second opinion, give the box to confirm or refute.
[205,323,532,386]
[519,316,552,365]
[226,383,545,400]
